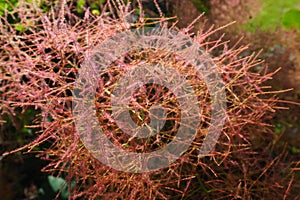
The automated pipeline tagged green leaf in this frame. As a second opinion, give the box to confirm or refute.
[189,0,209,13]
[77,0,85,13]
[122,142,130,147]
[15,24,24,31]
[92,9,100,16]
[32,146,40,151]
[291,146,300,154]
[244,0,300,32]
[48,175,68,199]
[281,9,300,30]
[20,127,33,134]
[0,0,18,16]
[135,8,140,15]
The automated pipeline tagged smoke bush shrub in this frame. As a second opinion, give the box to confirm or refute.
[0,0,298,199]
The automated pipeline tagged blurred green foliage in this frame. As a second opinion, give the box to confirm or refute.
[0,0,18,15]
[77,0,105,15]
[281,8,300,29]
[245,0,300,31]
[189,0,209,14]
[37,175,70,200]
